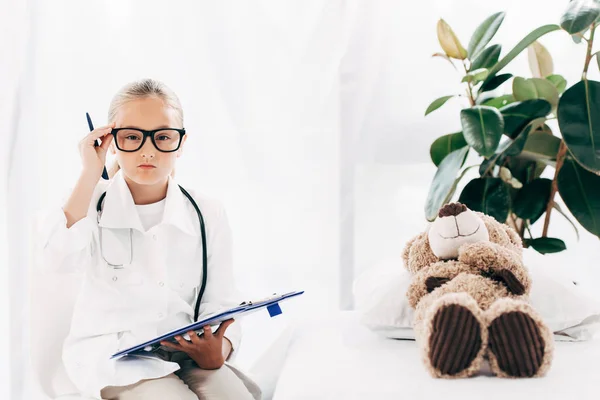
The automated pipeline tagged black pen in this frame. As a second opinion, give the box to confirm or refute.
[86,112,109,180]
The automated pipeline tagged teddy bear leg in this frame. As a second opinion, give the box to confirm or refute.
[485,298,554,378]
[418,292,487,378]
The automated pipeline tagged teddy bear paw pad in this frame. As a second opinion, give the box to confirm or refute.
[488,311,544,377]
[429,304,482,376]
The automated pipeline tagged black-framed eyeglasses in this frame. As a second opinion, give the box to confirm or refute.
[111,128,186,153]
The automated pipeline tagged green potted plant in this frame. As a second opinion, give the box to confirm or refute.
[424,1,600,255]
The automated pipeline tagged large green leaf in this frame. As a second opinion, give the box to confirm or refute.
[524,237,567,254]
[471,44,501,71]
[495,121,535,158]
[506,157,540,184]
[425,147,470,221]
[557,157,600,237]
[500,99,552,139]
[483,24,561,85]
[425,95,454,116]
[479,156,500,176]
[480,73,513,93]
[504,122,536,156]
[512,77,559,111]
[508,123,553,179]
[520,131,562,165]
[557,79,600,173]
[468,12,505,58]
[483,94,516,109]
[569,15,599,43]
[513,178,552,223]
[560,0,600,34]
[458,177,511,222]
[546,74,568,94]
[460,106,504,157]
[461,68,489,84]
[479,122,535,176]
[430,132,468,166]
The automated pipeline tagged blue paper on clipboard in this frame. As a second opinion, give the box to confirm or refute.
[111,290,304,360]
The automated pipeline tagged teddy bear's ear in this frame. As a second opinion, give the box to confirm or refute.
[402,231,439,274]
[475,212,523,254]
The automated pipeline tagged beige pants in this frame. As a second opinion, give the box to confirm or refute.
[100,364,261,400]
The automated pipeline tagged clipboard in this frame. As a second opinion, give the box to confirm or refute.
[111,290,304,360]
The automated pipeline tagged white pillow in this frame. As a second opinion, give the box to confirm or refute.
[354,258,600,342]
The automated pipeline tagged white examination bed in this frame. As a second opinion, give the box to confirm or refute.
[265,311,600,400]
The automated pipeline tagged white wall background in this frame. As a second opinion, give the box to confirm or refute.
[2,0,599,399]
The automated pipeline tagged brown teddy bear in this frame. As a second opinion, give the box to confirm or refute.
[402,202,554,379]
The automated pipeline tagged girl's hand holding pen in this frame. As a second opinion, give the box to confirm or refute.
[79,121,115,180]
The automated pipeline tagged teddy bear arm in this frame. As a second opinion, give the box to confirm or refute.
[425,276,451,292]
[458,241,531,295]
[488,269,527,296]
[406,261,479,308]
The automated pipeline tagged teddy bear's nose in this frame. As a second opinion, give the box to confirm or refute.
[439,202,468,218]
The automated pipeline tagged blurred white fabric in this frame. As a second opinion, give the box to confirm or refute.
[269,311,600,400]
[4,1,600,399]
[28,214,82,399]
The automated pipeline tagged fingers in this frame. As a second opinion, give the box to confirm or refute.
[82,127,113,148]
[99,132,113,150]
[174,335,193,348]
[87,122,115,140]
[91,125,114,138]
[160,340,182,350]
[188,330,201,345]
[83,122,115,152]
[215,319,234,338]
[202,325,213,339]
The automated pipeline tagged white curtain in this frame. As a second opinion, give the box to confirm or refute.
[4,0,600,398]
[2,0,33,399]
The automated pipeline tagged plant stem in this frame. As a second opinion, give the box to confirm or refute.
[519,217,526,239]
[576,32,589,43]
[525,221,533,240]
[508,213,520,233]
[542,140,568,237]
[582,22,596,80]
[462,60,476,106]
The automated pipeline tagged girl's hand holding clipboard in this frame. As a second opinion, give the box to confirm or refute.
[159,319,235,370]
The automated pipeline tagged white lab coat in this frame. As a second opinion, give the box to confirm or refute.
[39,170,244,399]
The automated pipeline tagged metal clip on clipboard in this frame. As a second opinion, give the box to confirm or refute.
[239,293,285,317]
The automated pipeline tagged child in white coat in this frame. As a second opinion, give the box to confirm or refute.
[40,79,261,400]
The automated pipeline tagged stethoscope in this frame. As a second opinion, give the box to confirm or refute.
[96,185,207,322]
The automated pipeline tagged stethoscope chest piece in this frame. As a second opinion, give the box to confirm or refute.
[98,225,133,269]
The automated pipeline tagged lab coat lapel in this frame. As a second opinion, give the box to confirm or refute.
[162,176,200,237]
[97,170,145,232]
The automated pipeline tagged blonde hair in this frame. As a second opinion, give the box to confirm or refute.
[107,78,183,179]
